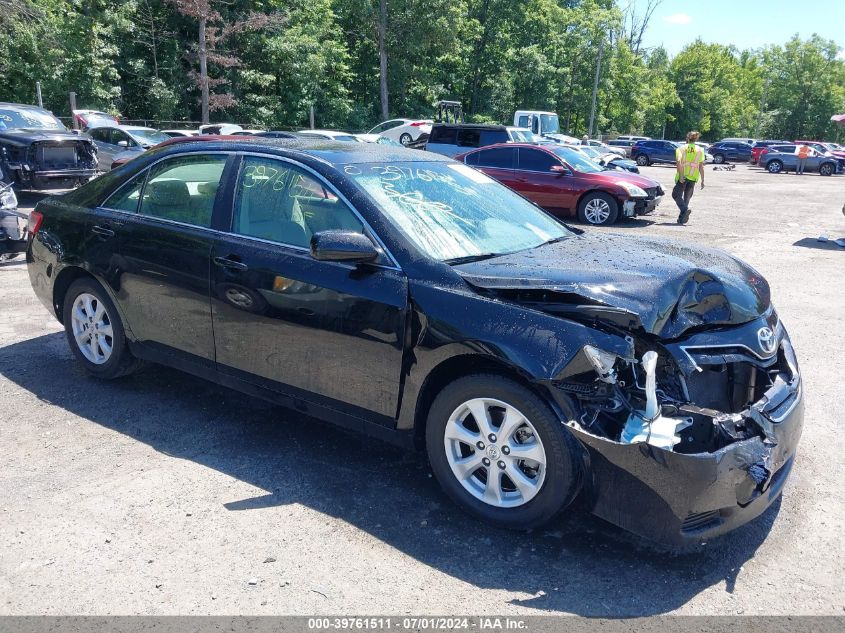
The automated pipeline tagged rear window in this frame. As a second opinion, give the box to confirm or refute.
[429,126,457,144]
[457,128,481,148]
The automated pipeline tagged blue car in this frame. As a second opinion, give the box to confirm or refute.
[709,141,753,164]
[630,140,680,166]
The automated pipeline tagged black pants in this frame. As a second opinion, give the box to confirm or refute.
[672,180,696,214]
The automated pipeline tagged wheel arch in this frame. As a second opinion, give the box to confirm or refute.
[410,354,570,449]
[575,188,622,218]
[52,266,98,324]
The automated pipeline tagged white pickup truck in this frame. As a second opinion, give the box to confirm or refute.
[513,110,579,144]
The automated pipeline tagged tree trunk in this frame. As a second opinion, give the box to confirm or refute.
[378,0,388,120]
[199,17,209,124]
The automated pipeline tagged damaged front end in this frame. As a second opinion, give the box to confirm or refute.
[551,309,803,545]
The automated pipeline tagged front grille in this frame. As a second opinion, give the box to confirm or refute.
[681,510,722,533]
[644,186,663,200]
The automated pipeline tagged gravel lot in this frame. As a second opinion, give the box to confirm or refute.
[1,163,843,616]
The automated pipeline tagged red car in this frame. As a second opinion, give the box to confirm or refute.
[456,143,664,226]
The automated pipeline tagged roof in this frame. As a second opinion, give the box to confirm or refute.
[0,102,51,112]
[153,136,451,165]
[431,123,508,130]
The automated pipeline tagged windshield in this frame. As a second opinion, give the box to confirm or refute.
[540,114,560,135]
[550,146,603,173]
[579,146,606,161]
[509,129,535,143]
[0,107,66,131]
[129,129,170,145]
[345,161,571,261]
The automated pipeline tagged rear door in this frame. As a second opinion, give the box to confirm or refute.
[91,152,230,370]
[515,147,576,214]
[468,146,518,191]
[209,154,408,425]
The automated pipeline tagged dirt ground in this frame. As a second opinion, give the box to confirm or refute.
[1,163,843,616]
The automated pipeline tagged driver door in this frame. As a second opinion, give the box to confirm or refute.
[210,155,409,426]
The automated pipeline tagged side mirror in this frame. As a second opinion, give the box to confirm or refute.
[550,165,569,175]
[310,230,380,263]
[117,140,129,148]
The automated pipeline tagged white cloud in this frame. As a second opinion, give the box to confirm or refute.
[663,12,693,25]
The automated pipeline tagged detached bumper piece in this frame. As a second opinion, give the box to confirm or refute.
[566,318,803,546]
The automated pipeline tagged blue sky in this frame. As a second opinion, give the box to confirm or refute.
[626,0,845,57]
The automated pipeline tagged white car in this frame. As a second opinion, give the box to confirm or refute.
[366,119,433,146]
[580,139,626,156]
[198,123,243,135]
[298,129,363,142]
[161,129,198,138]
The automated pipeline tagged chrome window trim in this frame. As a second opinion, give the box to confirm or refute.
[99,148,402,272]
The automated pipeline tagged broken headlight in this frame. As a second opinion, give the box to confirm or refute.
[0,186,16,211]
[583,345,620,383]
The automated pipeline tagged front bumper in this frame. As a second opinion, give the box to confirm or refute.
[567,334,803,546]
[623,194,663,217]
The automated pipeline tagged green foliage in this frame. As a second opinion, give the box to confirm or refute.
[0,0,842,140]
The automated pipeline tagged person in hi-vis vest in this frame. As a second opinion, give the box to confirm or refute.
[673,131,706,225]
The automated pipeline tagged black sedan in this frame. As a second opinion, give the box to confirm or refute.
[26,138,803,545]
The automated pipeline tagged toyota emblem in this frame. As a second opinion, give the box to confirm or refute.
[757,327,777,355]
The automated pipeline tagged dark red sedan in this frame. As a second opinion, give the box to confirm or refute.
[455,143,664,225]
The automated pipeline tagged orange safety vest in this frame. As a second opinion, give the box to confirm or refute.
[675,144,705,182]
[797,145,810,159]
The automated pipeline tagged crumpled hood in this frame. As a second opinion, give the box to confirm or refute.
[455,232,771,339]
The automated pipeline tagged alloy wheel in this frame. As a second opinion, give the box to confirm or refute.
[70,292,113,365]
[584,197,612,224]
[443,398,547,508]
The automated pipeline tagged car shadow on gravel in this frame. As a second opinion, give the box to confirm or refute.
[0,332,780,616]
[793,237,845,251]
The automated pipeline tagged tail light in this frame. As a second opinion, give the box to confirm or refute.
[27,210,44,236]
[410,121,428,127]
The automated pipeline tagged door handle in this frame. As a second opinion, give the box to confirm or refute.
[213,256,248,272]
[92,225,115,238]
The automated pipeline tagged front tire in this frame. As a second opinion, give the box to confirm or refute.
[713,153,725,164]
[63,277,144,379]
[635,154,649,166]
[425,374,581,529]
[767,160,783,174]
[577,192,619,226]
[819,163,833,176]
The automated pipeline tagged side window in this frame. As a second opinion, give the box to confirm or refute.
[233,157,363,249]
[476,147,514,169]
[464,151,479,166]
[518,148,557,172]
[517,116,529,127]
[479,129,507,146]
[90,128,109,143]
[138,154,226,227]
[102,171,147,213]
[457,128,481,148]
[428,126,457,144]
[111,129,132,146]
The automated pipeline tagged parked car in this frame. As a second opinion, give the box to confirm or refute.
[199,123,243,135]
[719,137,756,145]
[0,174,26,260]
[0,102,98,190]
[630,140,680,166]
[755,143,796,166]
[513,110,560,137]
[794,140,845,161]
[708,141,754,164]
[457,143,663,225]
[355,134,402,146]
[426,124,541,157]
[576,146,639,173]
[606,139,637,157]
[751,140,788,164]
[580,139,626,156]
[366,119,433,146]
[25,138,802,546]
[298,129,363,143]
[254,130,300,139]
[762,147,840,175]
[616,134,651,142]
[86,124,171,171]
[72,109,119,128]
[161,129,199,138]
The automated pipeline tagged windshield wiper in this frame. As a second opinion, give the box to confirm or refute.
[443,253,501,265]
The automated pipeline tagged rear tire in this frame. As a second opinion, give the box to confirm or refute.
[62,277,145,379]
[425,374,581,529]
[399,133,412,146]
[577,192,619,226]
[635,154,649,166]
